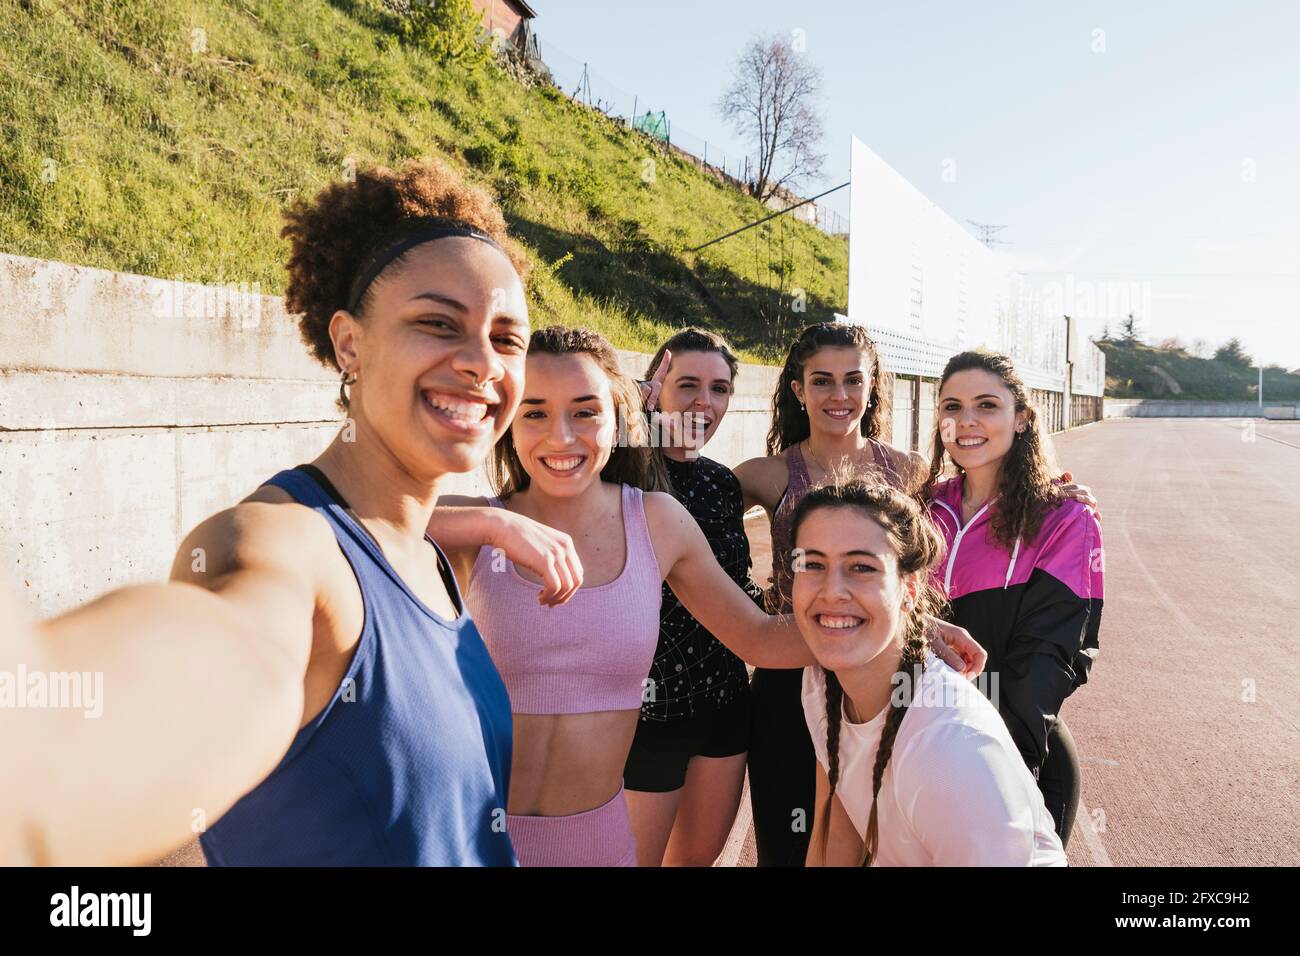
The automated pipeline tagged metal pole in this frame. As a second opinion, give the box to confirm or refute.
[632,96,637,126]
[688,181,851,253]
[1259,365,1263,409]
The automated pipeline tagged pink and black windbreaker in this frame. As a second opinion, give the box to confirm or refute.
[926,475,1104,778]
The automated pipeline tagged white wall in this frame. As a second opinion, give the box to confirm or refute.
[846,136,1105,396]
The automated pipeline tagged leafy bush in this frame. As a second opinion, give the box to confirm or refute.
[400,0,489,69]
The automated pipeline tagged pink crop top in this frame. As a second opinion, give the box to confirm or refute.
[463,482,663,715]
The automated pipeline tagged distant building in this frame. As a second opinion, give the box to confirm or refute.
[469,0,537,53]
[761,183,818,226]
[468,0,547,78]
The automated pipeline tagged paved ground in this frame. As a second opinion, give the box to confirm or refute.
[159,418,1300,867]
[1041,418,1299,866]
[718,418,1300,867]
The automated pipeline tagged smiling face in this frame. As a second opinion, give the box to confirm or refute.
[330,237,529,478]
[937,368,1029,472]
[510,351,617,497]
[791,506,919,673]
[653,350,734,451]
[791,346,870,438]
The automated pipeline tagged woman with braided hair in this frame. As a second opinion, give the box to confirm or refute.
[737,321,960,866]
[791,481,1066,866]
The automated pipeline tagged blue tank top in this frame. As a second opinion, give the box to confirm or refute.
[199,466,516,866]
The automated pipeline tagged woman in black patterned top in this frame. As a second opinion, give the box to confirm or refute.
[624,329,763,866]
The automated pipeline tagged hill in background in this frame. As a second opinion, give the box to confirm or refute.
[1098,337,1300,402]
[0,0,847,363]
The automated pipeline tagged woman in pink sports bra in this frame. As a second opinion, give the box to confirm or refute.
[432,326,823,867]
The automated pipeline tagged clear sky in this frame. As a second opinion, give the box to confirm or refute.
[534,0,1300,370]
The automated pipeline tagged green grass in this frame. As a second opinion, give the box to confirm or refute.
[1098,338,1300,402]
[0,0,848,363]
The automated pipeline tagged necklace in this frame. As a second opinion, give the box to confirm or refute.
[803,439,874,480]
[960,476,998,522]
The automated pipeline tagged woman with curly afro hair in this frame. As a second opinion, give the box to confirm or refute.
[1,158,586,866]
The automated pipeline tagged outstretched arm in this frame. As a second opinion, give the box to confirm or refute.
[2,503,317,865]
[648,493,813,668]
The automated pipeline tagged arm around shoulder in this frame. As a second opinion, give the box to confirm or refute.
[426,494,492,585]
[646,491,813,668]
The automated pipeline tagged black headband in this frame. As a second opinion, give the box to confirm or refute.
[344,223,505,313]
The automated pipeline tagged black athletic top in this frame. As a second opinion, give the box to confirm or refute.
[638,455,762,723]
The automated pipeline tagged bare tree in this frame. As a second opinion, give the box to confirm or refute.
[717,34,825,203]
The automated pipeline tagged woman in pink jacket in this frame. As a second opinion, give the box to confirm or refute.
[919,350,1105,847]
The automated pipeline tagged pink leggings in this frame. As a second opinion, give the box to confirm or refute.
[506,784,638,867]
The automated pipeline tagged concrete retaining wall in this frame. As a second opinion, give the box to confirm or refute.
[1105,399,1298,419]
[4,253,1106,618]
[0,254,777,617]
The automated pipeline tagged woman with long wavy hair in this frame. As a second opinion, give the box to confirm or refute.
[917,350,1105,846]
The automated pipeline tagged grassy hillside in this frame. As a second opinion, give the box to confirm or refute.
[0,0,848,363]
[1098,338,1300,402]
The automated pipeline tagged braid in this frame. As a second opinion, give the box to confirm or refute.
[860,618,929,866]
[815,668,846,861]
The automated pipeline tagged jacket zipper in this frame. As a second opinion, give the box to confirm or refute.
[933,485,999,595]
